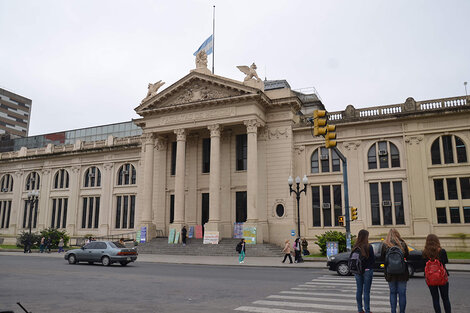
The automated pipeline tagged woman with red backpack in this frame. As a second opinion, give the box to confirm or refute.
[423,234,451,313]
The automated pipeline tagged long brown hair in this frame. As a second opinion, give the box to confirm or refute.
[423,234,441,260]
[383,228,405,252]
[352,229,369,258]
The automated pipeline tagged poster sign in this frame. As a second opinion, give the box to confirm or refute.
[243,226,256,244]
[168,228,176,244]
[195,225,203,239]
[203,231,219,244]
[174,231,180,244]
[326,241,339,258]
[291,230,295,237]
[188,226,194,238]
[140,226,147,243]
[233,223,243,238]
[136,230,141,243]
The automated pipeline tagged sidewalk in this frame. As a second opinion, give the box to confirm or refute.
[1,250,470,272]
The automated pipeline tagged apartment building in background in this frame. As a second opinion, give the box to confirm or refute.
[0,88,31,138]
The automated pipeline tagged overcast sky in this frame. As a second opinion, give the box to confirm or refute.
[1,0,469,136]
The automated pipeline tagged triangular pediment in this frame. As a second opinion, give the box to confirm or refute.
[135,71,262,115]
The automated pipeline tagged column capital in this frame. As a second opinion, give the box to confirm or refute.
[244,119,261,133]
[141,133,155,145]
[174,129,187,141]
[155,135,168,151]
[208,124,222,137]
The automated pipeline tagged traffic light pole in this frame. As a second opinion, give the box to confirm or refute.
[332,146,351,251]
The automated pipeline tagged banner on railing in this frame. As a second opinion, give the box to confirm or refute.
[168,228,176,244]
[195,225,203,239]
[233,222,243,238]
[203,231,219,244]
[188,226,194,238]
[140,226,147,244]
[243,226,256,244]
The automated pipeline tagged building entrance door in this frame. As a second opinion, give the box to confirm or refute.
[201,193,209,226]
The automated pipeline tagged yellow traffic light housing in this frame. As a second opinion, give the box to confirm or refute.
[351,207,358,220]
[325,124,337,148]
[338,215,345,227]
[313,110,327,136]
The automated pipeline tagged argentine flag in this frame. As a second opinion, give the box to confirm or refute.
[193,35,213,56]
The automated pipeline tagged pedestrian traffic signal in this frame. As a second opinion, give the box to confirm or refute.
[351,207,358,220]
[313,110,327,136]
[338,215,345,227]
[325,125,337,148]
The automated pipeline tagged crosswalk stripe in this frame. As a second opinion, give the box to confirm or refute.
[280,290,389,300]
[267,295,390,306]
[304,282,389,289]
[234,306,321,313]
[313,278,389,285]
[295,286,388,295]
[252,300,390,312]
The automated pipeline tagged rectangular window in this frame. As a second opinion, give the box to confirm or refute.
[434,179,445,200]
[202,193,209,225]
[129,195,135,229]
[460,177,470,199]
[115,196,122,228]
[322,185,331,227]
[82,198,87,228]
[464,207,470,223]
[115,195,135,229]
[236,134,247,171]
[202,138,211,173]
[370,183,380,225]
[311,151,319,173]
[450,207,461,223]
[378,141,388,168]
[123,195,129,228]
[88,197,94,228]
[94,198,100,228]
[51,199,56,228]
[22,201,28,228]
[393,182,404,225]
[436,207,447,224]
[236,191,247,223]
[447,178,458,199]
[170,194,174,224]
[0,200,12,229]
[442,135,454,164]
[333,185,342,226]
[171,141,177,175]
[82,197,99,229]
[312,186,321,227]
[332,149,340,172]
[320,147,329,173]
[382,182,392,225]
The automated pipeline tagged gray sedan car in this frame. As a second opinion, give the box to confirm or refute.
[64,241,138,266]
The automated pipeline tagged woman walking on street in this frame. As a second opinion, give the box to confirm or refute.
[281,239,293,264]
[381,228,409,313]
[423,234,451,313]
[352,229,375,313]
[237,239,246,264]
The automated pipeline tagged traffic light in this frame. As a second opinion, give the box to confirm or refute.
[325,124,337,148]
[351,207,358,220]
[313,110,327,136]
[338,215,345,227]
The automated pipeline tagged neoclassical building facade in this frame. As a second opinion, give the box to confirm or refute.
[0,63,469,250]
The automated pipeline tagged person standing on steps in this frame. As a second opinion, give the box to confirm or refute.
[236,239,246,263]
[181,226,187,246]
[281,239,293,264]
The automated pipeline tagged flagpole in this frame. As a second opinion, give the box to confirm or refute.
[212,5,215,74]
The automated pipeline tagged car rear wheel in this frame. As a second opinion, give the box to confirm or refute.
[337,262,350,276]
[120,261,129,266]
[68,254,77,264]
[102,256,111,266]
[407,264,415,277]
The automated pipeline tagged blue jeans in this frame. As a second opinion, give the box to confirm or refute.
[239,251,245,262]
[355,269,374,313]
[388,280,407,313]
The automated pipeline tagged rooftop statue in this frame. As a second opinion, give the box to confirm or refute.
[237,63,261,82]
[145,80,165,99]
[195,50,208,69]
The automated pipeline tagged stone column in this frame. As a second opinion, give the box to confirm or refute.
[173,129,186,227]
[100,163,114,236]
[205,124,221,233]
[140,133,157,239]
[66,166,80,237]
[154,136,168,235]
[245,120,259,222]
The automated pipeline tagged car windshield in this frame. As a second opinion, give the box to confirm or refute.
[110,242,126,248]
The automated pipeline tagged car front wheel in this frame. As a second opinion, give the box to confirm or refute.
[102,256,111,266]
[68,254,77,264]
[337,262,350,276]
[407,264,415,277]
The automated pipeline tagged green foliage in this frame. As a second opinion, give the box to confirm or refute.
[17,232,41,248]
[39,228,70,248]
[315,231,356,256]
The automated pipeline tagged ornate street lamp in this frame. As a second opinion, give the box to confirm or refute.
[288,174,308,238]
[27,190,39,234]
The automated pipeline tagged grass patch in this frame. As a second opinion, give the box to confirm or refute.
[304,253,324,258]
[447,251,470,259]
[0,244,20,249]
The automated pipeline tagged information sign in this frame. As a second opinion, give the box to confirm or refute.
[188,226,194,238]
[195,225,203,239]
[174,231,180,244]
[326,241,339,258]
[203,231,219,244]
[243,226,256,244]
[168,228,176,244]
[233,223,243,238]
[291,230,295,237]
[140,226,147,243]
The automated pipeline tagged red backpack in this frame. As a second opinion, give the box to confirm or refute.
[425,259,448,286]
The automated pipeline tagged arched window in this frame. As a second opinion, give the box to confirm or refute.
[117,163,136,185]
[84,167,101,188]
[25,172,40,191]
[368,141,400,169]
[310,148,341,173]
[431,135,468,165]
[53,169,69,189]
[0,174,13,192]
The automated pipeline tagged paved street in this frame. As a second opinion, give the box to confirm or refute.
[1,254,469,313]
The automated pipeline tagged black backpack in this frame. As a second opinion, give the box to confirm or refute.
[348,248,364,274]
[385,246,407,275]
[236,242,242,253]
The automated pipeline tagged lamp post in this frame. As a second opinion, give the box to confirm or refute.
[27,190,39,234]
[288,175,308,237]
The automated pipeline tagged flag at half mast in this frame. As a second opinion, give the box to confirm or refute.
[193,35,213,56]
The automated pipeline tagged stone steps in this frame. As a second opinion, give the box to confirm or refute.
[137,238,283,257]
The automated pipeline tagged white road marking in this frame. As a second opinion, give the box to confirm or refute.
[235,306,320,313]
[280,290,389,300]
[252,300,390,312]
[267,295,390,306]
